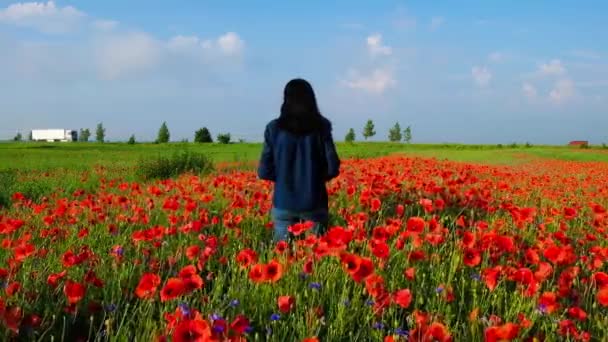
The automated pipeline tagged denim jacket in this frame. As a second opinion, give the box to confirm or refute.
[257,118,340,212]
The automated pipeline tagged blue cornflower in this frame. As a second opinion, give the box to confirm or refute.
[245,326,254,334]
[104,304,117,313]
[178,303,190,316]
[299,272,309,280]
[372,322,384,330]
[229,299,240,308]
[436,287,444,294]
[309,282,322,290]
[537,304,548,315]
[365,299,375,306]
[213,324,225,334]
[471,273,481,281]
[115,246,124,256]
[210,313,222,321]
[270,313,281,321]
[395,327,409,337]
[342,299,351,307]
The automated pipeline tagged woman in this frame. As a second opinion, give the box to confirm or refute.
[258,78,341,242]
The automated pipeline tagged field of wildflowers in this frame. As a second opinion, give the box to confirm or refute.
[1,155,608,341]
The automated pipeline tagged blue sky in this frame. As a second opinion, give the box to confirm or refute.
[0,1,607,143]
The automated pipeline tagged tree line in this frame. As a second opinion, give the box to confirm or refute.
[344,120,412,143]
[14,120,412,144]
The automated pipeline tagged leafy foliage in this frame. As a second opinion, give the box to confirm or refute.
[79,129,91,142]
[157,122,170,144]
[95,123,105,143]
[345,128,356,143]
[195,127,213,143]
[135,150,214,180]
[388,122,402,142]
[362,119,376,140]
[217,133,231,144]
[403,125,412,143]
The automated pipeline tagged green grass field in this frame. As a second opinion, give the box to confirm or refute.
[2,142,608,172]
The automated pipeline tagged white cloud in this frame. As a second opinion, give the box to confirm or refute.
[166,32,245,61]
[92,19,118,31]
[430,16,444,30]
[549,79,575,104]
[167,35,200,52]
[471,66,492,87]
[0,1,85,34]
[366,34,392,57]
[488,52,504,63]
[522,83,537,99]
[342,68,396,94]
[216,32,244,56]
[96,32,161,80]
[539,59,566,76]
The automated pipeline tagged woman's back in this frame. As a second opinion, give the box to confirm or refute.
[258,117,339,212]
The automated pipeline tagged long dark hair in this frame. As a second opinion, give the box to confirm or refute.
[277,78,325,135]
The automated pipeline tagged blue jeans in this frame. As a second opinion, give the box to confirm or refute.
[271,207,328,242]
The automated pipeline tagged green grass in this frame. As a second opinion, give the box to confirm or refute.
[1,142,607,173]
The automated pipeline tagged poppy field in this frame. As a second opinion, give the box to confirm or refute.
[1,153,608,341]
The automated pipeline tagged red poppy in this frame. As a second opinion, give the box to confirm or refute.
[63,280,86,304]
[5,282,20,297]
[592,272,608,288]
[135,273,161,299]
[278,295,295,313]
[371,241,390,259]
[230,315,250,335]
[406,217,425,234]
[248,264,265,283]
[597,287,608,307]
[185,245,201,260]
[302,338,319,342]
[424,322,452,342]
[482,266,502,291]
[351,257,374,282]
[393,289,412,308]
[370,198,381,212]
[463,248,481,267]
[236,249,258,269]
[462,231,476,248]
[288,221,314,236]
[173,318,212,342]
[538,292,559,314]
[263,260,283,283]
[160,278,186,302]
[404,267,415,281]
[567,307,587,321]
[485,323,519,341]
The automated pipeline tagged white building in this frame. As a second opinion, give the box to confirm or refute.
[31,129,77,142]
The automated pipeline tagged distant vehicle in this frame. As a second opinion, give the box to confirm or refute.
[568,140,589,147]
[31,129,77,142]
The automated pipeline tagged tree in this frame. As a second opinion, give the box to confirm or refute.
[363,120,376,140]
[389,122,402,142]
[79,128,91,142]
[95,123,105,143]
[217,133,231,144]
[127,135,136,145]
[403,126,412,144]
[345,128,356,143]
[157,122,170,143]
[195,127,213,143]
[28,131,33,141]
[13,133,22,142]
